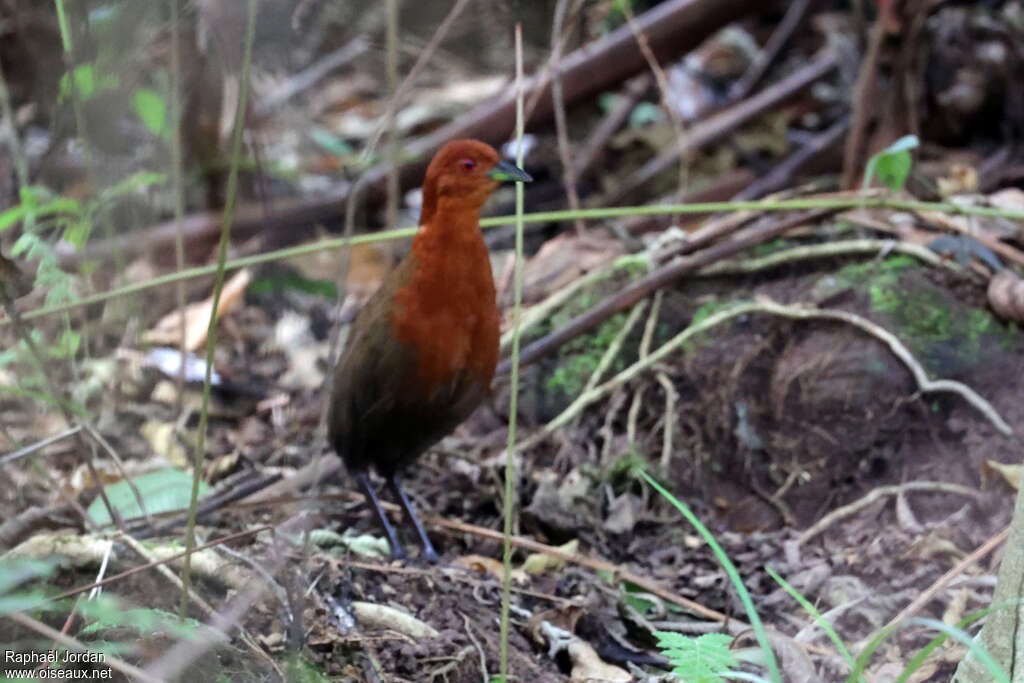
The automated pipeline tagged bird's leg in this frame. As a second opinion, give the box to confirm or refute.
[354,470,406,560]
[387,474,439,564]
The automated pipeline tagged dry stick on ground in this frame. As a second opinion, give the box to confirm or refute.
[733,115,851,201]
[65,0,760,269]
[693,238,959,278]
[45,525,272,603]
[81,422,152,527]
[620,1,692,200]
[498,208,838,375]
[254,36,369,118]
[607,50,840,205]
[0,425,83,466]
[878,524,1011,636]
[797,482,985,546]
[431,516,728,623]
[551,0,587,236]
[571,74,651,181]
[730,0,820,100]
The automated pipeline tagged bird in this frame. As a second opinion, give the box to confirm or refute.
[328,139,532,562]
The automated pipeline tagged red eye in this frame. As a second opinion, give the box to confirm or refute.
[460,158,476,171]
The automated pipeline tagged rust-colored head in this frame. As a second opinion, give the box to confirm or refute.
[419,139,531,225]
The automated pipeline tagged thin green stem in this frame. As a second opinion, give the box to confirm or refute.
[178,0,258,620]
[5,195,1023,328]
[499,23,526,683]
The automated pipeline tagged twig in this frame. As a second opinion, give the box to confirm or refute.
[255,36,369,117]
[361,0,474,157]
[499,208,836,374]
[733,115,850,201]
[620,0,691,199]
[656,371,677,472]
[462,612,490,680]
[730,0,819,100]
[797,481,984,546]
[608,51,839,205]
[580,300,648,397]
[498,253,649,351]
[82,422,152,527]
[879,525,1010,633]
[571,74,650,180]
[385,0,400,232]
[551,0,585,235]
[181,0,258,619]
[432,516,729,623]
[0,425,83,466]
[692,238,959,277]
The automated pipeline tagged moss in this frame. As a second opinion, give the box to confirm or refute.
[822,255,1019,374]
[545,312,628,396]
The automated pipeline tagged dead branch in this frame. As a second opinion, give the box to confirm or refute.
[797,482,983,546]
[66,0,762,268]
[498,208,837,375]
[607,51,840,205]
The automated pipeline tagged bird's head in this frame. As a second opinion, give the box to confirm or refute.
[420,139,531,223]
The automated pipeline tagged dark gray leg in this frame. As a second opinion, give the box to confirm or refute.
[388,474,439,563]
[354,471,406,560]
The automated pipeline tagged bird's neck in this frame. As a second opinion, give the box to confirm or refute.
[413,204,484,258]
[406,203,493,309]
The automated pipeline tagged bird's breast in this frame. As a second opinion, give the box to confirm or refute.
[391,243,499,396]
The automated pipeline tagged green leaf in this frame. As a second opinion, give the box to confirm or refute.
[133,88,167,137]
[655,631,737,682]
[863,135,919,192]
[63,218,92,250]
[0,204,28,232]
[0,557,56,595]
[629,101,663,128]
[50,328,81,358]
[310,127,353,157]
[78,604,206,640]
[100,171,167,200]
[35,197,83,219]
[58,64,117,102]
[87,468,211,526]
[10,232,38,257]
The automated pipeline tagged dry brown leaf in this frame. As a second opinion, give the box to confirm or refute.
[143,269,252,350]
[140,420,188,468]
[982,459,1021,490]
[451,554,528,584]
[522,232,625,302]
[567,640,631,682]
[522,539,579,574]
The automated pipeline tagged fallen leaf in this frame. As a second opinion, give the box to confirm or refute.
[982,459,1021,490]
[522,539,579,575]
[143,269,251,350]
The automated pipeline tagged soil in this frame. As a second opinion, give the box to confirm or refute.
[4,248,1020,682]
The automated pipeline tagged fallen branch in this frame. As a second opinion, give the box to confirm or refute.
[607,51,839,205]
[68,0,761,268]
[499,208,837,374]
[797,482,984,546]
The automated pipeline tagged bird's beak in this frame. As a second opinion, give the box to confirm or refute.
[487,159,533,183]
